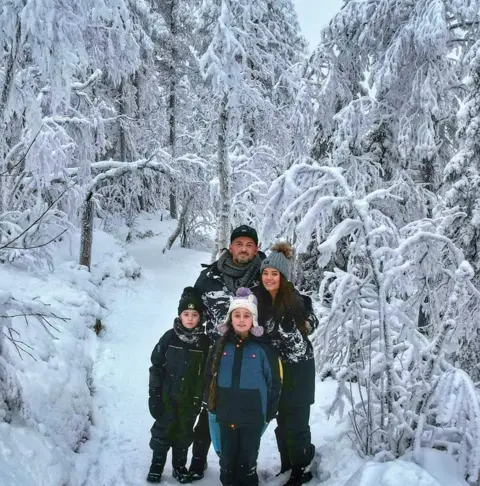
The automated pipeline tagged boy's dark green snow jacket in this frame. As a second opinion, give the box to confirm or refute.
[149,319,210,422]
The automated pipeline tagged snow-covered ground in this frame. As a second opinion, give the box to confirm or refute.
[1,213,471,486]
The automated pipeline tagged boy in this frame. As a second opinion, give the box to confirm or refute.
[147,287,210,484]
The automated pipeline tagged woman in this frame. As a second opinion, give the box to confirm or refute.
[256,243,318,486]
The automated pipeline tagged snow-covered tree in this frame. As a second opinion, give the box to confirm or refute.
[198,0,305,251]
[276,160,480,481]
[277,0,480,293]
[322,0,465,195]
[444,32,480,381]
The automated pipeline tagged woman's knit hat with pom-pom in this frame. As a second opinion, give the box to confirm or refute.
[261,242,293,280]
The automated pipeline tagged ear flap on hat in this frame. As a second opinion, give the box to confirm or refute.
[250,325,264,337]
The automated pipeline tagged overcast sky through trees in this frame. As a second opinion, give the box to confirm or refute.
[294,1,343,48]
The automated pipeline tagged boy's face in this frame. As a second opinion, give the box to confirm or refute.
[180,310,200,329]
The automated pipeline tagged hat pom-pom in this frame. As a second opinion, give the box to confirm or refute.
[270,242,293,259]
[250,326,264,337]
[181,286,197,298]
[236,287,252,298]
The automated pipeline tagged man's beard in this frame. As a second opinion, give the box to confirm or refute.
[233,254,252,265]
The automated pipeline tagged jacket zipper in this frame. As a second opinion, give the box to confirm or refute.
[232,340,244,389]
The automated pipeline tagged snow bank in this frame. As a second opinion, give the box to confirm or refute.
[0,228,140,485]
[345,449,468,486]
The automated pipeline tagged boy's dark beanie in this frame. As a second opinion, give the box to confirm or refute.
[178,287,204,316]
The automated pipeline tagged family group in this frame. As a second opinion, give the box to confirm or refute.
[147,225,318,486]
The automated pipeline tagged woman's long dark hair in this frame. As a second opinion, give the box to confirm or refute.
[259,273,307,334]
[208,317,232,411]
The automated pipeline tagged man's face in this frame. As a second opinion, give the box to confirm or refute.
[229,237,258,265]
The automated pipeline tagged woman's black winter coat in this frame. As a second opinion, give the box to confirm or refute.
[256,289,319,407]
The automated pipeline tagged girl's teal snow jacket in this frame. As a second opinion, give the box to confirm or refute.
[205,332,282,427]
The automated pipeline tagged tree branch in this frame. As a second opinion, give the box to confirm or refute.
[0,182,76,250]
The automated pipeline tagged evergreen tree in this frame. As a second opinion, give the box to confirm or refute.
[198,0,305,251]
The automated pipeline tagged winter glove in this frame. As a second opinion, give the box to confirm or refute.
[148,387,163,420]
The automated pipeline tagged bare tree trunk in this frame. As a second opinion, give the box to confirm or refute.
[417,156,435,331]
[79,193,94,270]
[163,197,191,253]
[0,20,22,215]
[119,78,128,162]
[217,92,231,252]
[211,229,220,264]
[133,70,145,211]
[168,0,178,219]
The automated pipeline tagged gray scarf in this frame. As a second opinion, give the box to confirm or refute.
[173,318,205,344]
[216,250,262,294]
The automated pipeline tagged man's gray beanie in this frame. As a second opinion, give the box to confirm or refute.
[260,243,293,279]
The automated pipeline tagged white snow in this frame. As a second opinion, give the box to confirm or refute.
[345,449,468,486]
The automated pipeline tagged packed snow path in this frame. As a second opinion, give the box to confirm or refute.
[77,217,359,486]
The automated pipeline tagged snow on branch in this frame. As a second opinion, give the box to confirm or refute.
[87,155,173,195]
[0,290,69,421]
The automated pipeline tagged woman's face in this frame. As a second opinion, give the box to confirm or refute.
[262,268,281,294]
[231,308,253,337]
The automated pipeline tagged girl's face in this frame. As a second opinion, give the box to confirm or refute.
[262,268,281,294]
[231,308,253,337]
[180,310,200,329]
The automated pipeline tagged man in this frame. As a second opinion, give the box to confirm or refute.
[188,224,264,480]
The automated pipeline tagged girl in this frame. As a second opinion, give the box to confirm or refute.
[257,243,319,486]
[147,287,210,484]
[205,287,282,486]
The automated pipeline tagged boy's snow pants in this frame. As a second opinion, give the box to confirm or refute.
[150,407,196,468]
[218,423,263,486]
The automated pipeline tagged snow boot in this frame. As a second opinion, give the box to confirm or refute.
[146,461,165,483]
[189,460,208,481]
[147,450,167,483]
[172,467,192,484]
[171,448,192,483]
[282,465,313,486]
[189,431,210,482]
